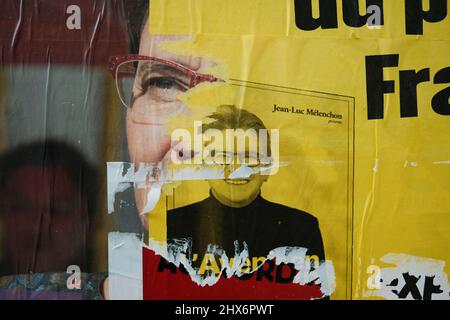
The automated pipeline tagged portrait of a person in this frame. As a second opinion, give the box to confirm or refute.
[0,0,327,299]
[167,105,325,264]
[111,0,328,293]
[110,2,218,225]
[0,0,219,299]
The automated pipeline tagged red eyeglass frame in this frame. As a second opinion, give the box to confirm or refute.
[108,54,220,88]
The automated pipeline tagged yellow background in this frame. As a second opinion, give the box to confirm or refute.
[148,0,450,299]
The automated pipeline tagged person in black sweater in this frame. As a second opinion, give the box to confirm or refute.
[167,105,325,268]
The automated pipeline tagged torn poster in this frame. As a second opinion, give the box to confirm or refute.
[0,0,448,301]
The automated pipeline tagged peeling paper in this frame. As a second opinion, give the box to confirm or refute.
[171,165,225,181]
[108,161,288,184]
[227,164,254,179]
[364,254,450,300]
[146,239,335,297]
[2,0,449,303]
[267,247,336,297]
[147,238,251,287]
[107,161,289,214]
[108,232,143,300]
[140,183,162,215]
[107,162,134,213]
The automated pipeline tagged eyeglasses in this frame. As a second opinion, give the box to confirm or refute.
[203,150,272,167]
[108,55,219,115]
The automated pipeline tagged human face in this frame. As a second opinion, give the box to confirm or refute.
[126,21,216,220]
[207,134,269,208]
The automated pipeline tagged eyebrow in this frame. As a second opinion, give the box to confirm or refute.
[137,61,191,79]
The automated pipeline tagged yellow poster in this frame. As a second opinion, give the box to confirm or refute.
[120,0,450,300]
[0,0,448,303]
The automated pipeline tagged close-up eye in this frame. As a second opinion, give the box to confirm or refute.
[142,76,188,92]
